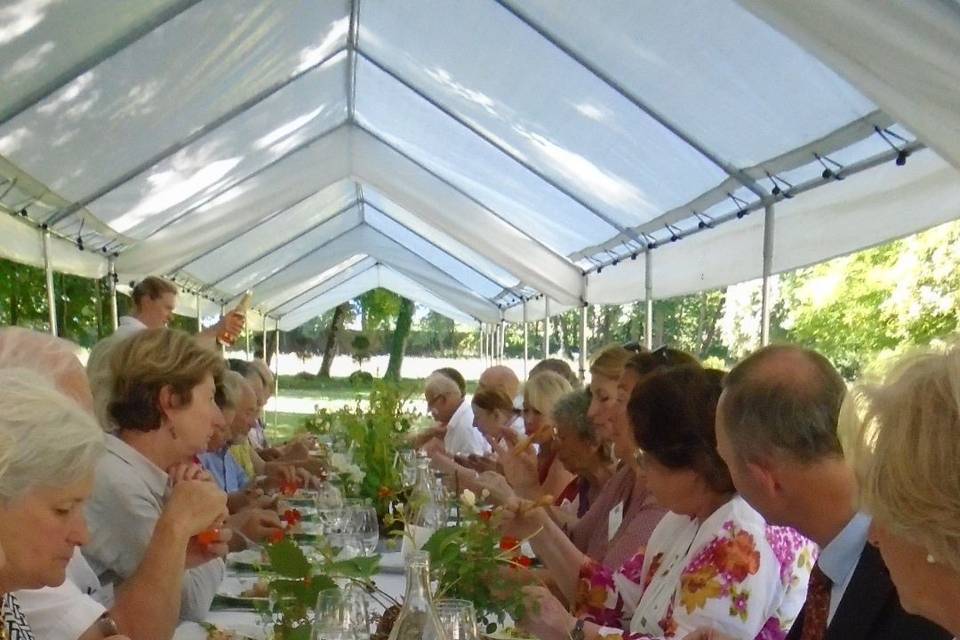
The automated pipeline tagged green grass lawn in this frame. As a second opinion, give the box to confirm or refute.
[265,411,311,442]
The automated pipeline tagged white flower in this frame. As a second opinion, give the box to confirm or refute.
[480,488,490,499]
[460,488,476,507]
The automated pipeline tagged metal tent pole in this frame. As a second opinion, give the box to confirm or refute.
[522,300,529,378]
[219,303,226,355]
[761,203,776,346]
[579,303,587,382]
[244,318,251,359]
[107,256,119,331]
[41,230,57,336]
[478,323,484,362]
[644,251,654,349]
[499,320,505,363]
[261,321,268,362]
[273,318,280,429]
[195,292,202,332]
[544,298,551,357]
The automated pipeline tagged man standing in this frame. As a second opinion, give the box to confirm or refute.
[694,345,949,640]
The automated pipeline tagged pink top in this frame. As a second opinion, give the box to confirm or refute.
[568,465,667,569]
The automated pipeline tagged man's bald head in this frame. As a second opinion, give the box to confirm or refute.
[478,366,520,400]
[720,344,847,464]
[0,327,93,414]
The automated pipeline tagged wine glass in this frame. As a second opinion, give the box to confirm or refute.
[434,599,479,640]
[350,504,380,555]
[312,587,370,640]
[399,450,419,488]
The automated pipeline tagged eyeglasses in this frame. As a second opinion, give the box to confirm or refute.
[623,341,643,353]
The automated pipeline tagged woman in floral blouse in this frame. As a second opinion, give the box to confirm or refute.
[517,365,815,640]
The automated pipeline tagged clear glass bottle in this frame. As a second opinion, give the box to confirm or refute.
[409,460,441,529]
[387,551,447,640]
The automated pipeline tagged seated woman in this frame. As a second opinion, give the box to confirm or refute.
[843,343,960,637]
[552,389,616,525]
[0,327,228,640]
[518,365,814,640]
[0,369,117,640]
[83,328,229,622]
[496,371,575,502]
[568,347,680,568]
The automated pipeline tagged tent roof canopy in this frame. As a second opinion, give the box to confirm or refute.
[1,0,957,330]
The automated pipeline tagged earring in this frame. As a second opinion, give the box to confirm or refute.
[926,554,937,564]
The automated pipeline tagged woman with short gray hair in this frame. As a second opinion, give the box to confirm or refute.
[0,369,105,640]
[552,390,615,524]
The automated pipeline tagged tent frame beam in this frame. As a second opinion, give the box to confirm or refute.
[761,203,775,346]
[265,258,375,316]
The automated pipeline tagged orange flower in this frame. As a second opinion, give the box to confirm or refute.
[377,486,395,499]
[478,510,493,522]
[269,529,285,544]
[680,565,723,613]
[717,531,761,582]
[281,509,302,526]
[280,481,298,496]
[499,536,520,552]
[511,555,533,568]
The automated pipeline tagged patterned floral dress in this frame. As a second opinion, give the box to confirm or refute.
[573,495,815,640]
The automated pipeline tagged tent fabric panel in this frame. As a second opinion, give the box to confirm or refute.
[116,126,352,278]
[359,0,729,229]
[0,0,180,121]
[502,296,574,324]
[0,214,107,279]
[584,150,960,304]
[277,269,380,332]
[377,267,478,325]
[182,180,357,285]
[507,0,879,168]
[0,0,349,203]
[359,185,520,289]
[214,207,363,297]
[737,0,960,171]
[350,128,584,306]
[271,255,375,316]
[363,205,504,299]
[83,52,349,238]
[353,58,618,255]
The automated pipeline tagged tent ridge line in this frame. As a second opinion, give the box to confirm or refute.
[0,0,204,128]
[354,48,641,246]
[375,262,498,324]
[352,123,577,272]
[45,45,349,227]
[360,198,521,302]
[138,119,351,241]
[347,0,360,120]
[491,0,768,201]
[203,201,361,291]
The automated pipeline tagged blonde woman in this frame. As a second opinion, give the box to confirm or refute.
[495,371,575,503]
[844,343,960,636]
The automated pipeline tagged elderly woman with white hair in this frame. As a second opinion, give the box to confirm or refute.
[0,369,108,639]
[843,342,960,637]
[0,327,229,640]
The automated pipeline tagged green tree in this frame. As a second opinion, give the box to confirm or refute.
[385,297,415,380]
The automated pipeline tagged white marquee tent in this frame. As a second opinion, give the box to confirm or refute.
[1,0,959,371]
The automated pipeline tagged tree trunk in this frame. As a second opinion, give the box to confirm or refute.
[318,303,348,378]
[384,297,415,381]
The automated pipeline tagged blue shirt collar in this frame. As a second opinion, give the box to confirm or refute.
[819,511,872,586]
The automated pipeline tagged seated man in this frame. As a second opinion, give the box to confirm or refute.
[412,372,489,456]
[0,327,228,640]
[692,345,951,640]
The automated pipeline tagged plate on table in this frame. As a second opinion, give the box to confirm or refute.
[377,551,405,574]
[213,577,269,609]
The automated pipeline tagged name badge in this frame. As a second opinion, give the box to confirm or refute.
[608,501,625,541]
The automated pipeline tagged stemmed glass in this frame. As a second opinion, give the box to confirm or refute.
[399,450,419,488]
[312,587,370,640]
[433,599,479,640]
[350,504,380,556]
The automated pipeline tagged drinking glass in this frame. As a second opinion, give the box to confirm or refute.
[399,450,419,488]
[350,505,380,555]
[434,599,479,640]
[312,587,370,640]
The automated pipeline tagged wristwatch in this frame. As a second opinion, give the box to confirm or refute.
[570,618,586,640]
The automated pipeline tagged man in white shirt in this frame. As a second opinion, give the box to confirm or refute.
[87,276,243,431]
[416,372,489,456]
